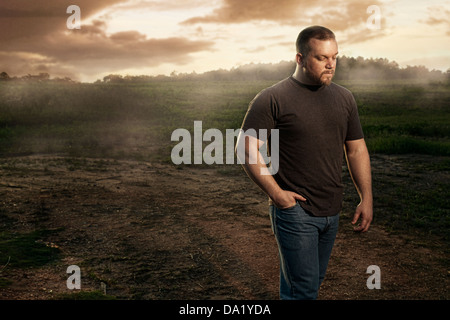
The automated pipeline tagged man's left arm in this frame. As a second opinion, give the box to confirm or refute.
[344,138,373,232]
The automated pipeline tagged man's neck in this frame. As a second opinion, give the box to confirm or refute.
[292,66,318,86]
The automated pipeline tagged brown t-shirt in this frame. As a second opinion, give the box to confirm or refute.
[241,76,364,216]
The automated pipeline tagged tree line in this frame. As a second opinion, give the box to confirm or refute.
[1,55,449,83]
[0,72,75,83]
[99,56,449,83]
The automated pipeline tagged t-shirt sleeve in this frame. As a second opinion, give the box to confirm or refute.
[345,93,364,141]
[240,89,277,139]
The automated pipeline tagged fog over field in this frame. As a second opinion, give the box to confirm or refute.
[0,59,449,302]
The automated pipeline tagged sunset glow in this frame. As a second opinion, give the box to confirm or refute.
[1,0,449,82]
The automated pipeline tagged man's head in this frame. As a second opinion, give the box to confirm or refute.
[295,26,338,86]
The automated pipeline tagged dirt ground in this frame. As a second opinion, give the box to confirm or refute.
[0,154,448,300]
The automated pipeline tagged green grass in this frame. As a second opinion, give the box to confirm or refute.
[0,78,449,240]
[0,277,13,288]
[369,167,450,240]
[0,80,273,160]
[345,80,450,156]
[1,79,448,159]
[0,229,61,268]
[367,136,450,156]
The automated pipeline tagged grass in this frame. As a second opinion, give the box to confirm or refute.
[367,158,450,240]
[1,79,449,159]
[0,78,449,242]
[0,80,273,160]
[0,78,448,299]
[0,229,61,268]
[367,136,450,156]
[346,80,450,156]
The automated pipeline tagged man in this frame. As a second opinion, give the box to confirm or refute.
[236,26,373,300]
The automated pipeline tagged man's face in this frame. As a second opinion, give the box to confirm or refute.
[299,38,338,86]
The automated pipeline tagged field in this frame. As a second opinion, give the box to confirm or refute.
[0,78,449,300]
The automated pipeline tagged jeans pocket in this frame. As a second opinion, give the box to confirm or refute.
[279,201,299,211]
[275,202,304,229]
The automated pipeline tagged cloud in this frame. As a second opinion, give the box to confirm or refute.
[0,0,398,80]
[2,22,214,79]
[0,51,79,80]
[109,0,216,12]
[0,1,215,80]
[310,1,378,31]
[422,5,450,36]
[181,0,310,24]
[0,0,125,42]
[36,28,212,63]
[181,0,382,29]
[180,0,388,50]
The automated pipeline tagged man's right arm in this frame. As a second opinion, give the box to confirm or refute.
[236,133,306,209]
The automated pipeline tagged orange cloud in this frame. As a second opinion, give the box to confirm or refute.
[423,6,450,36]
[0,0,391,80]
[0,1,215,80]
[181,0,384,34]
[182,0,309,24]
[0,0,125,42]
[2,24,213,79]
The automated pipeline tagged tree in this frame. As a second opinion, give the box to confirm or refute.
[0,71,10,80]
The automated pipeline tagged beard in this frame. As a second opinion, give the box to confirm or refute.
[303,65,334,86]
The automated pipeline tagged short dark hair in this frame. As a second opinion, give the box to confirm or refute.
[296,26,335,57]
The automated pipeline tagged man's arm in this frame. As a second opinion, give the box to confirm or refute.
[236,133,306,209]
[344,138,373,232]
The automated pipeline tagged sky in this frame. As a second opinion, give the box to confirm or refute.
[1,0,449,82]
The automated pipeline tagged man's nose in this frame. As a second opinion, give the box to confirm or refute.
[325,59,335,69]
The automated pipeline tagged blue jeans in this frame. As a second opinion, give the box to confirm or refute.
[269,202,339,300]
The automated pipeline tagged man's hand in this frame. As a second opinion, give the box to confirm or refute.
[237,134,308,211]
[345,139,373,233]
[272,190,307,209]
[352,201,373,232]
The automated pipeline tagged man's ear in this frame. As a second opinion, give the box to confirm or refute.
[296,53,304,66]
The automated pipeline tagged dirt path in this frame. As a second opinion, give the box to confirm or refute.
[0,155,448,300]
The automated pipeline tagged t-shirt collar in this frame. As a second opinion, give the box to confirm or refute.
[289,76,327,92]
